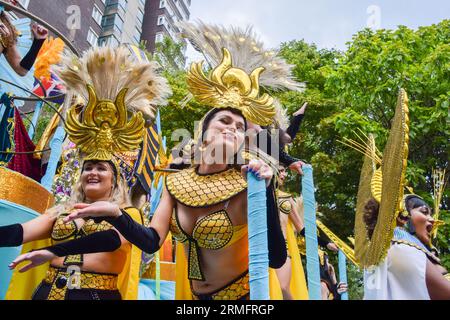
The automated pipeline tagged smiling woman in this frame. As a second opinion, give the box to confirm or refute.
[0,45,171,300]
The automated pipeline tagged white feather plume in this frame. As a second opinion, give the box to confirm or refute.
[53,46,172,122]
[178,20,305,92]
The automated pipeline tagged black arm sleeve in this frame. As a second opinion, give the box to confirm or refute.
[286,114,304,140]
[43,229,121,257]
[279,148,300,167]
[0,224,23,247]
[19,38,45,71]
[299,227,330,248]
[103,211,161,254]
[267,182,288,269]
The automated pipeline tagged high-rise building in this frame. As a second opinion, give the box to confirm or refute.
[25,0,146,52]
[98,0,147,47]
[140,0,191,54]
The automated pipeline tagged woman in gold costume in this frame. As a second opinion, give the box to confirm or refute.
[18,22,307,300]
[0,46,171,300]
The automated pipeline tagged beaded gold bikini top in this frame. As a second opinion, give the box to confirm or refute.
[51,213,113,266]
[276,189,292,215]
[166,167,248,281]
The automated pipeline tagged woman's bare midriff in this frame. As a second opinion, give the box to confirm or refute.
[50,245,129,275]
[176,192,249,294]
[188,236,249,294]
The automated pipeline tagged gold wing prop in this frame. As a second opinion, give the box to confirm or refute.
[366,89,410,267]
[316,220,359,267]
[187,48,275,126]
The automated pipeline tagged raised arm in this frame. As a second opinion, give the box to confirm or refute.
[4,23,47,76]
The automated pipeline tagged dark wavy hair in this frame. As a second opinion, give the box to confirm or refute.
[404,195,430,214]
[363,198,380,239]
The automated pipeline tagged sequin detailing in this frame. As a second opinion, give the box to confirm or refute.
[192,271,250,300]
[166,167,247,207]
[44,266,118,300]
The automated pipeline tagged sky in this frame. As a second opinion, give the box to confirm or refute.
[185,0,449,61]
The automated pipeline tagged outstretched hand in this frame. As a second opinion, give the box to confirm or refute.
[242,159,273,187]
[63,201,122,223]
[293,102,308,117]
[326,242,339,252]
[288,161,305,175]
[9,250,56,273]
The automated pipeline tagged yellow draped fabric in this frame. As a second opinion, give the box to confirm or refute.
[5,239,52,300]
[5,208,142,300]
[269,220,309,300]
[174,219,308,300]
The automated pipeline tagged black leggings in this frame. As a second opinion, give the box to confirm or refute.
[31,281,122,300]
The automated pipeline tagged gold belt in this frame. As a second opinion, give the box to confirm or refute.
[192,271,250,300]
[43,266,118,300]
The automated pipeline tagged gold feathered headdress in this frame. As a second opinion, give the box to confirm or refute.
[54,46,172,124]
[344,89,410,267]
[187,47,275,126]
[55,46,171,162]
[180,20,304,126]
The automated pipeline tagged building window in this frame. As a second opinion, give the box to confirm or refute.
[139,0,146,7]
[157,15,165,26]
[99,34,120,47]
[92,5,103,26]
[159,0,166,9]
[155,33,164,43]
[87,28,99,46]
[18,0,30,8]
[133,26,142,44]
[137,8,144,23]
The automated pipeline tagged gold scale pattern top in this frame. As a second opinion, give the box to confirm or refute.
[276,189,293,215]
[166,167,247,208]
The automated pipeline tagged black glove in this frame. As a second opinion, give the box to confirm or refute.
[0,224,23,247]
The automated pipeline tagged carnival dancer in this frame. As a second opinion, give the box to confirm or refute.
[23,21,308,299]
[0,46,171,300]
[0,0,47,76]
[351,89,450,300]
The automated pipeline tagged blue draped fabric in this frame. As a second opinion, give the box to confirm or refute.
[302,165,322,300]
[338,250,349,300]
[247,173,269,300]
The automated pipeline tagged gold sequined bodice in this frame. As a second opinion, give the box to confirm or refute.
[166,167,247,207]
[170,209,246,250]
[51,213,113,266]
[51,213,113,243]
[276,189,292,215]
[166,167,248,281]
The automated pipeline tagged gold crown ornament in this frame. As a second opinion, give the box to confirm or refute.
[187,48,275,126]
[65,84,145,162]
